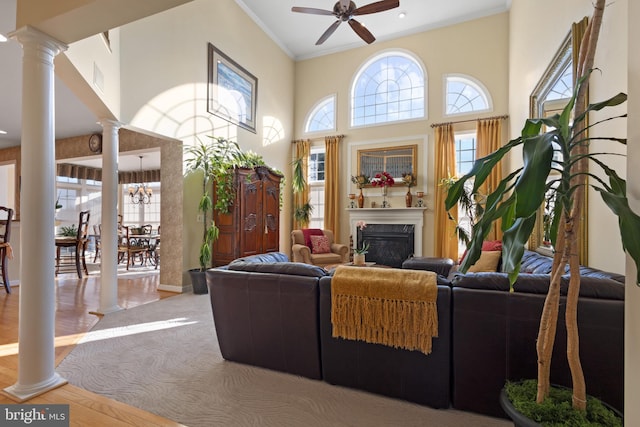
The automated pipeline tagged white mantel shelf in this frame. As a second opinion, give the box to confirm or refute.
[347,207,427,257]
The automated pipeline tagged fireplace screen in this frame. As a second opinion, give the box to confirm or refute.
[357,223,415,268]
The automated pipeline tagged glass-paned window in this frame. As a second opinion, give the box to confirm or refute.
[55,177,102,239]
[545,63,573,101]
[351,52,425,127]
[446,75,491,116]
[455,133,477,176]
[305,96,336,133]
[308,147,325,229]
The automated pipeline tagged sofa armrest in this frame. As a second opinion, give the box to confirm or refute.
[331,243,349,263]
[292,243,312,264]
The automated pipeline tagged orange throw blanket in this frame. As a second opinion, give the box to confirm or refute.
[331,265,438,355]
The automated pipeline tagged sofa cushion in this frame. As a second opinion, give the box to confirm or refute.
[227,261,328,278]
[229,252,290,264]
[451,271,624,300]
[310,235,331,254]
[467,251,501,272]
[302,228,324,249]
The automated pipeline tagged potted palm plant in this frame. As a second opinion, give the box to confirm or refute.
[184,136,244,294]
[445,1,639,423]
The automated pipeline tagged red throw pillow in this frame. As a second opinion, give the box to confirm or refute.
[310,235,331,254]
[302,228,324,249]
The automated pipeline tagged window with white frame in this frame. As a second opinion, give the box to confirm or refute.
[308,147,325,229]
[305,95,336,133]
[56,176,103,251]
[351,51,425,127]
[445,75,491,116]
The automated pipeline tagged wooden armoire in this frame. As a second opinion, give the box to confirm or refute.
[212,166,282,266]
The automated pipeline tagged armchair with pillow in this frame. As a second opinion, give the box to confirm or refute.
[291,229,349,267]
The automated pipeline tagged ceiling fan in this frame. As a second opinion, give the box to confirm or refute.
[292,0,400,46]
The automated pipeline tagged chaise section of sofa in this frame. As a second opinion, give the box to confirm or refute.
[206,252,327,380]
[318,276,452,409]
[450,250,624,418]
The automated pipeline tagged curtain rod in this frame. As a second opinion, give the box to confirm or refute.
[430,114,509,128]
[291,134,345,143]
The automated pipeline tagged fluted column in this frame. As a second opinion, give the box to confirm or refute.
[96,119,122,314]
[5,26,68,401]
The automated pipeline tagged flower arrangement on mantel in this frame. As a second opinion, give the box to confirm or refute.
[401,173,417,188]
[371,171,395,187]
[351,174,371,189]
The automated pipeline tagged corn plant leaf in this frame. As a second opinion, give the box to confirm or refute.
[501,215,538,285]
[514,133,554,218]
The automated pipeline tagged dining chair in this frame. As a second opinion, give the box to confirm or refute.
[118,225,148,270]
[55,210,91,278]
[0,206,14,293]
[92,224,102,263]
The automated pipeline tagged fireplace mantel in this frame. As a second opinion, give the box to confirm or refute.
[347,207,427,257]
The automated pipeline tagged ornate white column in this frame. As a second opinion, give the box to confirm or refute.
[5,26,68,401]
[95,119,122,314]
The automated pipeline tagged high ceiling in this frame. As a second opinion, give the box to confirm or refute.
[0,0,511,169]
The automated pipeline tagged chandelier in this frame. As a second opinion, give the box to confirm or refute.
[128,156,153,204]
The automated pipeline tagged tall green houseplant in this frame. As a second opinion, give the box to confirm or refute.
[446,0,640,417]
[184,137,244,271]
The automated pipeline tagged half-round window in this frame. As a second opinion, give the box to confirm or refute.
[351,51,425,127]
[305,95,336,133]
[445,75,492,116]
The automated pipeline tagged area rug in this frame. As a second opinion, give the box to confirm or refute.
[56,293,509,427]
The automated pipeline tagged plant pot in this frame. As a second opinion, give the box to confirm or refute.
[188,268,209,294]
[353,253,366,266]
[500,382,623,427]
[405,189,413,207]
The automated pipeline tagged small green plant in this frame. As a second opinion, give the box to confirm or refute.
[59,224,77,237]
[354,241,369,255]
[504,380,621,426]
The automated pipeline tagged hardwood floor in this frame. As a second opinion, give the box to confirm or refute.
[0,268,186,426]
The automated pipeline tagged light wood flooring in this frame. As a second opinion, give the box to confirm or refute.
[0,268,186,426]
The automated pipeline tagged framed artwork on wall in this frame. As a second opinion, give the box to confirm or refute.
[207,43,258,133]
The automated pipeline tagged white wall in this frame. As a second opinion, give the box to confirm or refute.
[294,12,510,254]
[509,0,628,274]
[118,0,295,269]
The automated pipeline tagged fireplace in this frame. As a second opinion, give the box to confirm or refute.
[348,207,427,266]
[357,224,415,268]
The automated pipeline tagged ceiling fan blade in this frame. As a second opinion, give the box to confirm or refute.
[316,20,342,45]
[353,0,399,16]
[348,19,375,44]
[291,6,334,16]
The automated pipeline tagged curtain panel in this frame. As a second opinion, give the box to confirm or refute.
[433,124,459,260]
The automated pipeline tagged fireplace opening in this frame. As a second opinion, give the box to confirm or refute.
[357,224,415,268]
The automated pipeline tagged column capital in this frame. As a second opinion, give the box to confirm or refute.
[9,26,67,56]
[99,118,123,131]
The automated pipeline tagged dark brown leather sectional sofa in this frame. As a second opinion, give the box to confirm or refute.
[205,250,625,418]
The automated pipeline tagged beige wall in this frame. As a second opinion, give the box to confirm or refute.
[118,0,295,276]
[294,12,510,255]
[509,0,628,274]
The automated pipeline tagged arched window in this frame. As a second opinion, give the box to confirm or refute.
[445,75,492,116]
[305,95,336,133]
[351,51,425,127]
[545,63,572,101]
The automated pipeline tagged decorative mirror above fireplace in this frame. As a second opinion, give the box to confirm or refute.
[357,144,417,182]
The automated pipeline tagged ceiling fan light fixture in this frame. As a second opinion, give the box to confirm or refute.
[398,11,406,19]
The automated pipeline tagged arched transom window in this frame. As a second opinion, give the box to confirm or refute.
[305,95,336,133]
[445,75,492,116]
[351,51,425,127]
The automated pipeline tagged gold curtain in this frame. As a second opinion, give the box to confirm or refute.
[434,124,458,260]
[324,135,341,238]
[476,118,504,241]
[293,139,311,229]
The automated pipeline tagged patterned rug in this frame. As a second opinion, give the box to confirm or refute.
[56,293,509,427]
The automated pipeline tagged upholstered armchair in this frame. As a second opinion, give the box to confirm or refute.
[291,229,349,267]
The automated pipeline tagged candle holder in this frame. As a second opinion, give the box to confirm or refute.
[348,193,356,209]
[416,191,425,207]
